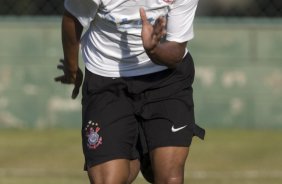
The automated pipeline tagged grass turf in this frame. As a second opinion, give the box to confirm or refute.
[0,128,282,184]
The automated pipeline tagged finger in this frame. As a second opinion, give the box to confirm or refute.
[160,16,166,27]
[154,17,166,33]
[159,16,167,35]
[54,75,65,82]
[139,8,148,25]
[72,80,82,99]
[154,18,167,40]
[57,64,65,71]
[59,59,65,64]
[72,68,83,99]
[55,75,73,84]
[71,85,80,99]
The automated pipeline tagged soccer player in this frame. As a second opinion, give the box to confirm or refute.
[55,0,205,183]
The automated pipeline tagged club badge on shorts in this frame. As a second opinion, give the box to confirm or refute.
[85,121,103,149]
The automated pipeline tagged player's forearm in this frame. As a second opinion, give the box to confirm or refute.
[61,10,83,73]
[145,41,187,68]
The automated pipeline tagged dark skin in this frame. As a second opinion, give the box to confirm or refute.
[139,8,188,68]
[55,8,189,184]
[54,10,83,99]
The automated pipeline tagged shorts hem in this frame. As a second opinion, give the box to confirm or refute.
[148,142,192,152]
[84,155,139,171]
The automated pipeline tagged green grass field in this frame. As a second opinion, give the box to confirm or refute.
[1,128,282,184]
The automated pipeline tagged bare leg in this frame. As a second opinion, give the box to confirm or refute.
[150,147,189,184]
[87,159,130,184]
[87,159,140,184]
[127,159,140,184]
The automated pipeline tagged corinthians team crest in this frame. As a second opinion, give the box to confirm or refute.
[85,121,103,149]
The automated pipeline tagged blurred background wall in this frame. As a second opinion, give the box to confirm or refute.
[0,0,281,129]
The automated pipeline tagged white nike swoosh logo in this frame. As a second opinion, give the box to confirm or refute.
[171,125,188,132]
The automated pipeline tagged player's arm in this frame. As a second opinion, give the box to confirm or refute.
[61,9,83,74]
[55,9,83,99]
[145,40,187,68]
[140,8,187,68]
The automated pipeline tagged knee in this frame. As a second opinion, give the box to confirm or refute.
[153,161,185,184]
[89,174,129,184]
[155,175,183,184]
[154,167,185,184]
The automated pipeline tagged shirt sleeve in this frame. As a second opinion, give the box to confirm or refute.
[64,0,100,27]
[166,0,199,42]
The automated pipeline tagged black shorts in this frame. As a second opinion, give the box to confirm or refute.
[81,52,205,169]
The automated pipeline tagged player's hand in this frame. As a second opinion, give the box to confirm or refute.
[54,59,83,99]
[140,8,167,52]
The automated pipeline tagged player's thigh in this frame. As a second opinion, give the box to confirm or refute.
[88,159,131,184]
[150,147,189,181]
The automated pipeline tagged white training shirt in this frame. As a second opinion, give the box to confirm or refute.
[64,0,199,77]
